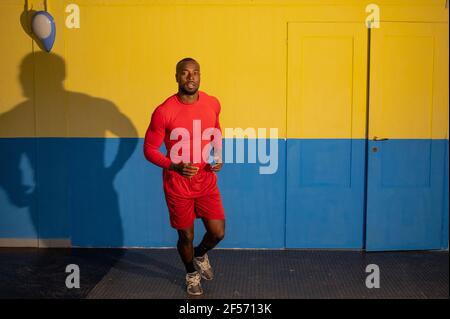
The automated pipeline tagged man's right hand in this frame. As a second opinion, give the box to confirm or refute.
[169,162,199,178]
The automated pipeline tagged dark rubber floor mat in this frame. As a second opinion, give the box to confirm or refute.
[0,248,447,299]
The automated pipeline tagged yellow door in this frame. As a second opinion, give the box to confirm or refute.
[366,22,449,250]
[286,23,368,248]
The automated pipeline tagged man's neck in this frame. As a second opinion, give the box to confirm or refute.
[177,91,199,104]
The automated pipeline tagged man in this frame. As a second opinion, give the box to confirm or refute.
[144,58,225,295]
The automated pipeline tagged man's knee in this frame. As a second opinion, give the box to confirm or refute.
[178,229,195,243]
[210,229,225,243]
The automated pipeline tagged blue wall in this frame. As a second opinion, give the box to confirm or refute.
[0,138,448,249]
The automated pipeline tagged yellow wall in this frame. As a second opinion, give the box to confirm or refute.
[0,0,448,138]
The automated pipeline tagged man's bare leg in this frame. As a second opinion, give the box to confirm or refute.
[194,219,225,257]
[177,225,196,273]
[193,219,225,280]
[177,225,203,295]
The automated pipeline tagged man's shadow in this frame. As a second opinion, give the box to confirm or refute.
[0,51,140,247]
[0,51,187,296]
[0,2,188,296]
[0,51,142,297]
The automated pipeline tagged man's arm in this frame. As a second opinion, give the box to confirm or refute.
[144,107,200,177]
[211,100,223,171]
[143,107,172,169]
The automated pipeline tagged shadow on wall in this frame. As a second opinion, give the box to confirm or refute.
[0,5,187,298]
[0,51,138,248]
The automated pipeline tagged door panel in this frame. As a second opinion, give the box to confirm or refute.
[286,23,368,248]
[366,23,449,251]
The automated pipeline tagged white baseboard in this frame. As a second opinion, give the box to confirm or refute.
[0,238,71,248]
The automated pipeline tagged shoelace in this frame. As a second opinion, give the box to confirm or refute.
[187,273,201,286]
[196,255,211,271]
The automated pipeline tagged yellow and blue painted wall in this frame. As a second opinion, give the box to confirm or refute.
[0,0,448,250]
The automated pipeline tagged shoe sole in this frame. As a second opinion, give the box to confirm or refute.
[187,284,204,295]
[200,274,214,281]
[187,291,204,296]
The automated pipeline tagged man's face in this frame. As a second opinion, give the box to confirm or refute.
[176,61,200,95]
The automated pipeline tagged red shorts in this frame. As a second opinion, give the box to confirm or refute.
[162,167,225,230]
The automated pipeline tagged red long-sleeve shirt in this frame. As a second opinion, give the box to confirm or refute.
[144,91,222,170]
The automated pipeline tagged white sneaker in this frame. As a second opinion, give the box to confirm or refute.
[186,271,203,295]
[194,254,214,280]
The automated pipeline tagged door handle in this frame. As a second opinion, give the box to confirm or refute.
[372,136,389,141]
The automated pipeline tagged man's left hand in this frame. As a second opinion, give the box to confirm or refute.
[210,162,223,172]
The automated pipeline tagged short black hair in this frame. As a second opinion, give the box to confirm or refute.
[176,57,199,74]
